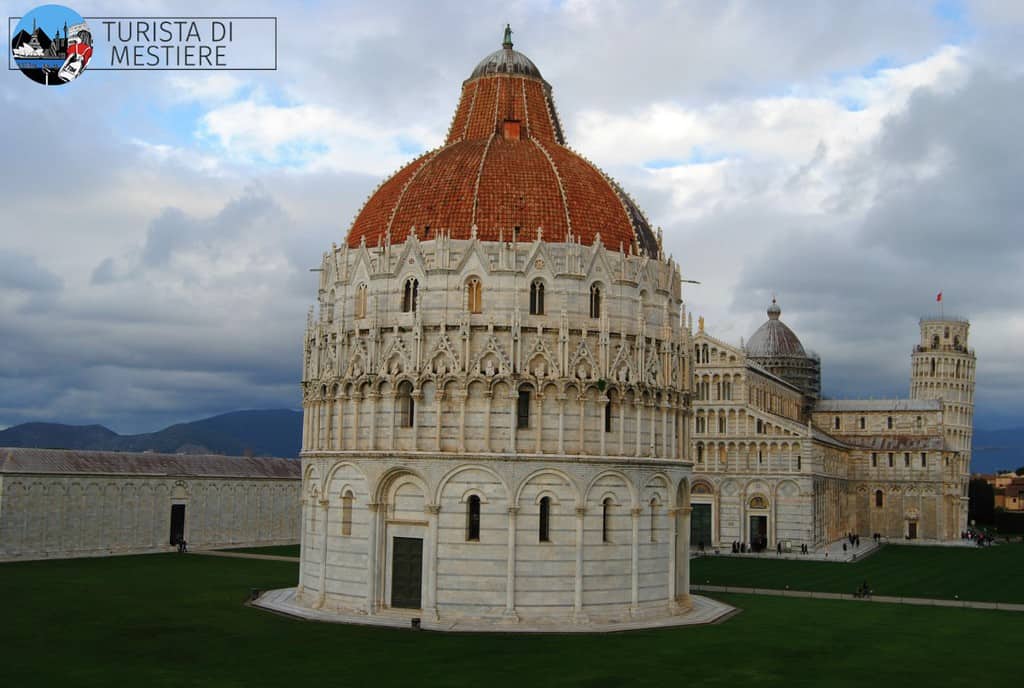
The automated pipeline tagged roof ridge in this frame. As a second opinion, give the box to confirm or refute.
[385,143,452,237]
[529,136,573,239]
[470,132,497,228]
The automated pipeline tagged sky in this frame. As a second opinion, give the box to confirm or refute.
[1,0,1022,434]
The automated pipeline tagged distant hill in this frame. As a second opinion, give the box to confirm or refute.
[1,409,1017,470]
[973,427,1024,474]
[0,409,302,458]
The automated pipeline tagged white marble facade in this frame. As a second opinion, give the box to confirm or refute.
[689,313,974,550]
[299,235,697,626]
[0,449,301,561]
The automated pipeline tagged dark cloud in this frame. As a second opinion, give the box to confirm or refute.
[0,252,62,293]
[735,67,1024,426]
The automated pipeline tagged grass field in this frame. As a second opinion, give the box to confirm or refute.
[692,543,1024,602]
[3,552,1022,686]
[215,544,300,557]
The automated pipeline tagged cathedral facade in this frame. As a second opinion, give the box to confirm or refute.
[295,30,702,628]
[690,303,974,550]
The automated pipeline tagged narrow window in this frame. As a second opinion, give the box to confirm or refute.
[539,497,551,542]
[859,416,865,430]
[602,498,613,543]
[834,416,840,430]
[932,335,940,349]
[517,388,531,429]
[355,284,368,319]
[888,452,894,468]
[589,283,602,318]
[649,499,657,542]
[921,452,927,467]
[904,452,910,467]
[756,419,763,434]
[871,452,877,467]
[402,278,419,313]
[530,279,545,315]
[930,358,936,375]
[697,444,704,463]
[467,278,483,313]
[797,455,802,470]
[604,401,613,433]
[887,416,893,430]
[718,416,726,433]
[398,382,415,428]
[467,495,481,541]
[341,491,353,536]
[875,490,884,508]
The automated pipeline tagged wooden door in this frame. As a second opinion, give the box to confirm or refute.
[390,537,423,609]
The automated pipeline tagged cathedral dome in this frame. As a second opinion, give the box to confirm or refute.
[746,298,807,358]
[344,28,659,256]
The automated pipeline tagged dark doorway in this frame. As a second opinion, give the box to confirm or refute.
[169,504,185,545]
[908,522,918,540]
[390,537,423,609]
[749,515,768,552]
[690,503,712,548]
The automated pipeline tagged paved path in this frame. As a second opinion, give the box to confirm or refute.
[191,549,300,563]
[692,584,1024,612]
[696,538,881,562]
[253,587,738,633]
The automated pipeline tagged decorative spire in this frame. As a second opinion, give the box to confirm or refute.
[767,296,781,320]
[502,24,513,49]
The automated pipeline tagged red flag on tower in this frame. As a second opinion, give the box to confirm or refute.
[936,291,942,302]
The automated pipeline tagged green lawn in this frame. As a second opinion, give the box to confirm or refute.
[215,544,300,557]
[2,553,1022,686]
[692,543,1024,602]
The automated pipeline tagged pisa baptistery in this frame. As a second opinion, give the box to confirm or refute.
[293,28,704,630]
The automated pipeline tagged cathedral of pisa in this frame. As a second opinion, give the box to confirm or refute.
[290,29,974,630]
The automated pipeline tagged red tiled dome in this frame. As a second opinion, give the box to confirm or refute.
[345,31,658,255]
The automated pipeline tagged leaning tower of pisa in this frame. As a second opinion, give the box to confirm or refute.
[910,316,976,464]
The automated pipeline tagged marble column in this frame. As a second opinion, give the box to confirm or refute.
[678,506,692,607]
[505,506,519,619]
[630,506,641,614]
[510,392,518,453]
[316,498,330,608]
[424,504,440,621]
[573,505,587,622]
[667,506,678,605]
[365,501,379,614]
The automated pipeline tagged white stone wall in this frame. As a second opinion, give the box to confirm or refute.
[300,236,692,464]
[297,454,691,624]
[0,473,300,561]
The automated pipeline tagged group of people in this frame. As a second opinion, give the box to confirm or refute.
[841,532,862,553]
[961,530,991,547]
[175,536,188,553]
[853,580,873,599]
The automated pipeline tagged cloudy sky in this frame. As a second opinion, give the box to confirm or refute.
[1,0,1021,433]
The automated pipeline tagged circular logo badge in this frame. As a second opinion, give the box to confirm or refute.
[11,4,92,86]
